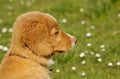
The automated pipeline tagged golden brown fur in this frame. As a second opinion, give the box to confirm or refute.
[0,11,77,79]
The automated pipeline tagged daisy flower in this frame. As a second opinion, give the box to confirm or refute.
[2,28,7,33]
[107,62,113,67]
[71,66,76,71]
[116,62,120,66]
[81,20,86,25]
[56,69,60,73]
[87,43,92,47]
[86,32,92,37]
[61,18,67,23]
[81,71,86,76]
[79,8,84,12]
[80,52,85,58]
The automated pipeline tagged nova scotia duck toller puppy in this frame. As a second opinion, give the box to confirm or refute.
[0,11,77,79]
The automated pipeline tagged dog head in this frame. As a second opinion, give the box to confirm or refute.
[11,11,77,58]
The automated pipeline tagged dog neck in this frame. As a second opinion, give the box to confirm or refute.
[6,44,54,69]
[28,51,54,67]
[7,51,54,68]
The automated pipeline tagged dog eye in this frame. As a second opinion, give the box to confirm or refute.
[54,31,59,35]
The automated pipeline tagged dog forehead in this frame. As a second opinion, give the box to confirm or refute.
[45,13,57,23]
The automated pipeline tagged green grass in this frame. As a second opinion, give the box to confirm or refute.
[0,0,120,79]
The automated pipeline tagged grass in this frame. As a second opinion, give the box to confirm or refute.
[0,0,120,79]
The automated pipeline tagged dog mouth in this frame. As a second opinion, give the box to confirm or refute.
[58,50,64,53]
[56,50,65,53]
[47,50,64,57]
[53,50,64,54]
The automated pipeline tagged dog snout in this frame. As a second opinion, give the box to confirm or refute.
[70,35,77,48]
[66,33,77,48]
[66,33,77,43]
[72,36,77,43]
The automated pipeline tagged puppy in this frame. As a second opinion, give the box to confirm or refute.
[0,11,77,79]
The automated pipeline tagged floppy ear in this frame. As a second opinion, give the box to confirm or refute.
[21,22,48,49]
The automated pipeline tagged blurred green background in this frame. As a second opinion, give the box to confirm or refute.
[0,0,120,79]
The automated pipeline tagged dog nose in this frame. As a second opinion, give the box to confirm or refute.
[66,33,77,43]
[72,36,77,43]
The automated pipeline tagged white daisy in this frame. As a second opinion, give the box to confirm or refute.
[90,52,94,55]
[81,20,86,25]
[71,66,76,71]
[81,60,86,65]
[100,44,105,49]
[101,48,106,52]
[2,28,7,33]
[56,69,60,73]
[118,13,120,18]
[86,32,92,37]
[97,58,102,62]
[0,45,3,49]
[81,71,86,76]
[90,25,95,30]
[3,46,8,52]
[80,52,85,58]
[61,18,67,23]
[79,8,84,12]
[87,43,92,47]
[108,62,113,67]
[8,28,13,32]
[95,53,101,57]
[116,62,120,66]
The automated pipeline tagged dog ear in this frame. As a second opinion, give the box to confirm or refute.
[21,22,48,49]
